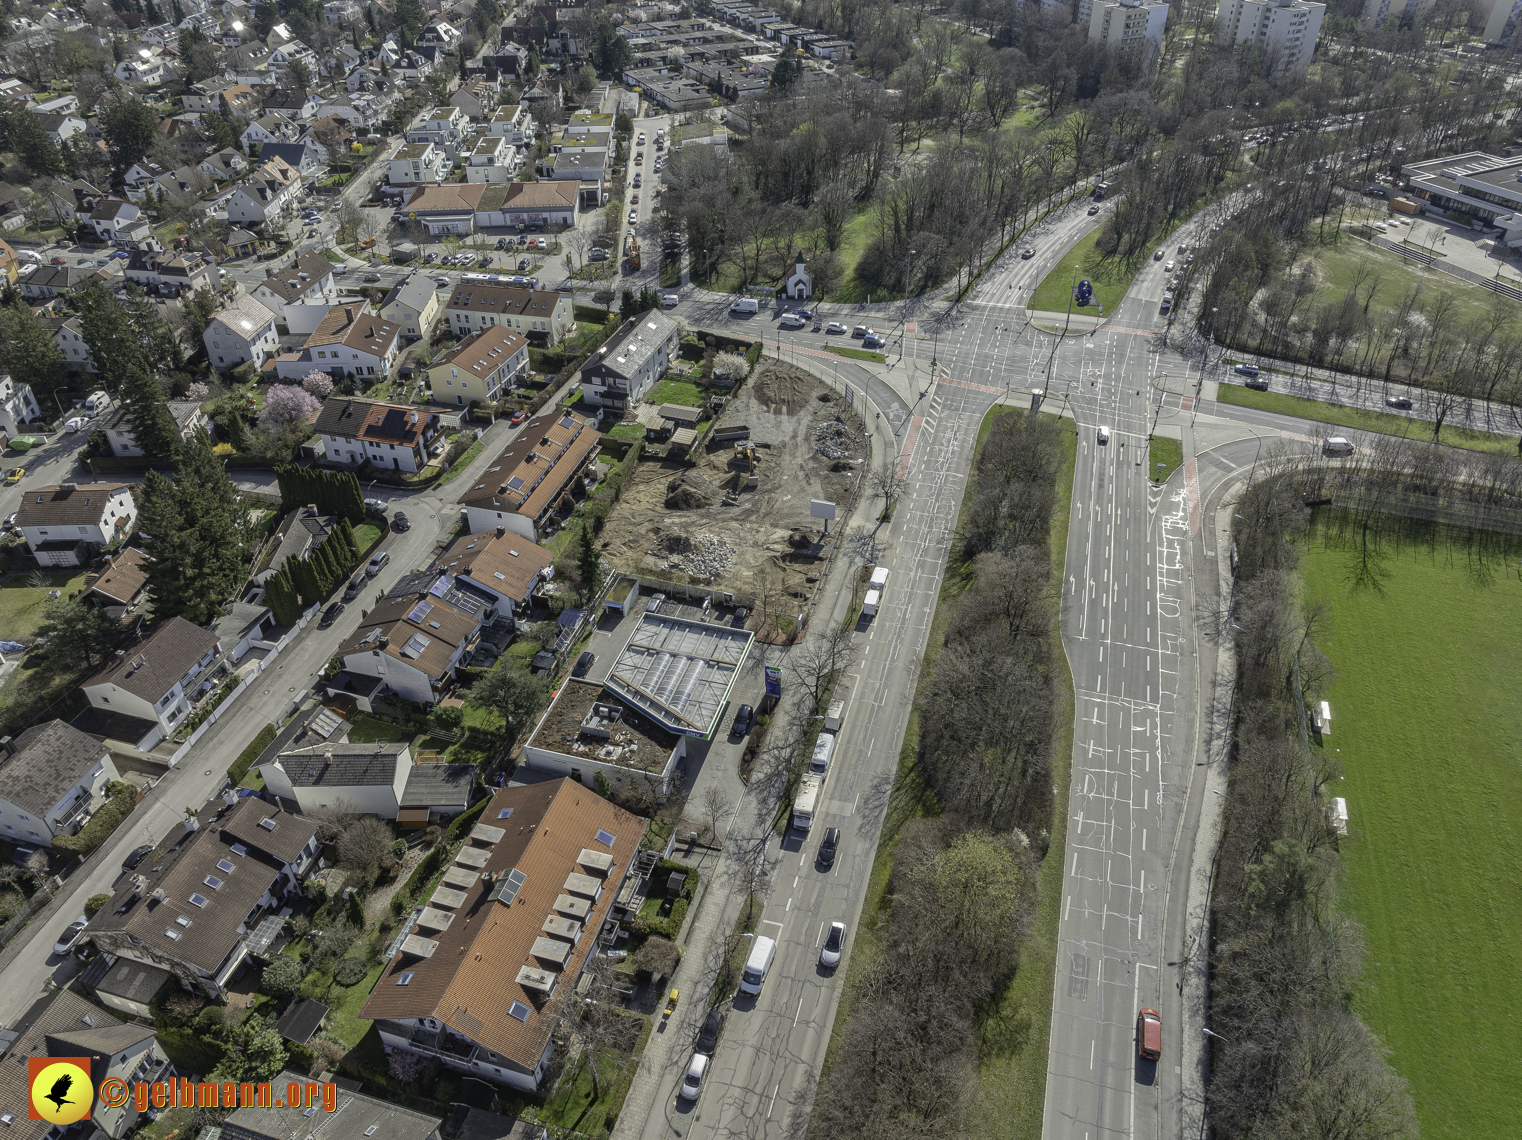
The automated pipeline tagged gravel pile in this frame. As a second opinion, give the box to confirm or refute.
[815,419,856,460]
[662,533,736,576]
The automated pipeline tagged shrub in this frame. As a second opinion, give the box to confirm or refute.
[633,935,680,981]
[161,990,206,1021]
[228,723,277,785]
[333,957,369,987]
[713,352,748,384]
[390,890,413,918]
[389,1048,427,1083]
[302,370,334,399]
[391,839,407,861]
[52,783,137,855]
[300,970,332,1001]
[644,898,688,940]
[260,954,305,1001]
[263,383,322,425]
[84,893,110,918]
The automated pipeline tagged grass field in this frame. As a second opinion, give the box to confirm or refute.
[1215,384,1520,456]
[648,377,705,407]
[1300,531,1522,1139]
[1149,436,1183,483]
[1298,236,1504,333]
[827,345,886,364]
[0,570,89,641]
[1028,228,1136,315]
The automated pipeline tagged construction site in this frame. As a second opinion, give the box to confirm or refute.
[596,363,868,607]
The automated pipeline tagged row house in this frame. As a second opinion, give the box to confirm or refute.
[225,155,302,226]
[444,283,573,347]
[488,103,535,146]
[464,134,517,184]
[456,408,599,541]
[123,249,216,297]
[389,141,448,187]
[426,324,529,406]
[406,105,469,160]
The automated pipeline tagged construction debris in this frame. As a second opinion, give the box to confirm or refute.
[815,419,856,460]
[658,532,736,577]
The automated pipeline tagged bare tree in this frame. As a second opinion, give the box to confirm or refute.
[788,621,853,717]
[700,785,735,844]
[870,464,907,516]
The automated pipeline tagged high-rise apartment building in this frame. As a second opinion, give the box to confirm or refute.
[1088,0,1169,53]
[1216,0,1325,74]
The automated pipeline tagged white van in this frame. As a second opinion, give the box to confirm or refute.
[1322,436,1355,456]
[15,249,41,266]
[730,297,758,315]
[739,935,777,995]
[809,733,835,777]
[83,391,110,414]
[333,263,349,275]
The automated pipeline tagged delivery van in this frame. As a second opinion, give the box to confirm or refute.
[740,936,777,996]
[1322,436,1355,456]
[730,297,758,315]
[809,733,835,777]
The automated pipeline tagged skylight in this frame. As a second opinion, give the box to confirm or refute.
[498,808,514,819]
[229,843,247,856]
[165,929,180,940]
[595,829,617,847]
[407,600,435,623]
[258,817,277,831]
[396,972,415,986]
[176,915,191,928]
[204,876,223,890]
[216,859,235,873]
[508,1001,531,1022]
[188,894,209,908]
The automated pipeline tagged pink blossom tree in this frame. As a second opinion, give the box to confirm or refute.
[262,383,322,425]
[301,370,334,399]
[185,382,210,401]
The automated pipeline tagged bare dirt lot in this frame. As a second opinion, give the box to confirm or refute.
[598,363,866,604]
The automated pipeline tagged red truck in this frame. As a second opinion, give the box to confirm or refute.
[1137,1008,1162,1060]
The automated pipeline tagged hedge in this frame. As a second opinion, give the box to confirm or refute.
[446,794,492,842]
[643,898,688,940]
[584,440,644,533]
[228,723,278,786]
[334,956,369,986]
[52,783,138,855]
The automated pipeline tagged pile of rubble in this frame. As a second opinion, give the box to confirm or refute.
[815,419,856,460]
[660,532,736,577]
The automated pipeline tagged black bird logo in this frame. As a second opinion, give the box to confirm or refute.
[43,1073,76,1112]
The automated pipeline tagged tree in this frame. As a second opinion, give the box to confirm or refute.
[337,816,397,871]
[121,284,186,372]
[137,433,249,622]
[101,97,159,170]
[788,622,853,721]
[575,523,602,599]
[466,660,548,752]
[712,353,748,383]
[389,1049,426,1082]
[227,410,250,452]
[263,566,302,626]
[871,465,907,515]
[394,0,426,48]
[76,280,149,395]
[8,109,63,176]
[121,364,183,459]
[36,598,126,672]
[263,383,322,425]
[633,935,679,981]
[700,786,734,843]
[178,287,219,342]
[178,26,220,85]
[0,300,66,391]
[260,954,305,1001]
[286,57,313,90]
[302,370,334,399]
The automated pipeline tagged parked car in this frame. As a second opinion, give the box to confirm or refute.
[510,408,529,425]
[392,512,410,532]
[319,602,345,629]
[731,704,754,736]
[645,592,667,614]
[678,1053,708,1102]
[424,252,437,263]
[632,193,640,204]
[826,321,846,334]
[518,258,531,271]
[573,651,595,677]
[0,513,15,531]
[633,174,642,188]
[496,237,507,249]
[1385,394,1413,409]
[5,468,23,485]
[1020,248,1035,259]
[628,209,638,224]
[52,916,88,957]
[122,844,155,871]
[1233,364,1260,377]
[63,417,85,432]
[819,921,846,969]
[536,237,547,250]
[366,550,390,577]
[343,575,365,602]
[695,1009,725,1055]
[364,497,390,513]
[818,826,840,868]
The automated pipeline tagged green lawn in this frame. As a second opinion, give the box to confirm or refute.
[1149,436,1183,483]
[436,439,486,485]
[1300,528,1522,1140]
[349,715,412,744]
[538,1014,651,1138]
[605,421,644,442]
[1028,227,1136,315]
[826,345,885,364]
[325,956,386,1047]
[0,570,90,641]
[647,377,704,407]
[1298,235,1504,336]
[1215,384,1520,456]
[352,522,383,552]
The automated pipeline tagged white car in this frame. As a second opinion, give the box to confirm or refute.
[63,417,86,432]
[1098,425,1111,444]
[53,915,88,956]
[628,210,639,224]
[819,921,845,969]
[678,1052,708,1102]
[826,322,846,334]
[1164,260,1175,272]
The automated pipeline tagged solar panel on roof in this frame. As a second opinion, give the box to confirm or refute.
[407,599,435,623]
[489,866,527,906]
[506,476,524,490]
[429,574,451,597]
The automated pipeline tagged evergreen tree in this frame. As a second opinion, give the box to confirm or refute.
[121,364,183,460]
[394,0,425,47]
[101,97,159,171]
[171,0,183,22]
[122,284,186,372]
[138,434,248,622]
[290,556,323,605]
[340,472,364,522]
[227,411,250,452]
[76,280,147,392]
[0,299,65,392]
[264,568,302,626]
[313,542,340,592]
[338,518,360,562]
[576,522,602,598]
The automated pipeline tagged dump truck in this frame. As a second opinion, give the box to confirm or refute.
[626,235,641,270]
[791,774,823,833]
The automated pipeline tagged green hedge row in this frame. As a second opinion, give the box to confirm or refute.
[584,440,644,534]
[52,783,138,856]
[228,723,278,786]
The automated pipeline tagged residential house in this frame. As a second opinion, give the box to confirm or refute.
[406,105,469,159]
[250,251,338,336]
[518,79,562,117]
[399,181,486,235]
[150,164,217,206]
[275,305,403,383]
[0,181,26,231]
[123,249,217,297]
[241,111,298,155]
[313,396,441,471]
[225,155,302,226]
[435,526,556,614]
[260,742,415,818]
[391,49,438,81]
[314,91,390,128]
[259,139,329,181]
[267,20,298,47]
[449,75,500,121]
[543,147,605,207]
[0,721,120,848]
[379,273,442,342]
[0,988,167,1140]
[79,197,151,243]
[389,141,448,187]
[0,236,15,285]
[198,146,251,180]
[219,81,263,115]
[20,262,106,301]
[328,42,364,75]
[29,93,80,115]
[621,67,710,113]
[269,38,320,75]
[227,227,268,257]
[487,102,534,145]
[123,160,168,201]
[261,87,322,120]
[115,49,169,85]
[230,41,277,83]
[49,314,96,371]
[81,615,221,745]
[33,111,86,143]
[418,17,464,48]
[88,796,320,998]
[205,292,280,370]
[445,284,573,347]
[426,324,529,406]
[0,373,41,436]
[474,180,578,229]
[491,39,530,75]
[16,482,137,566]
[337,592,483,705]
[251,504,342,588]
[464,134,516,183]
[181,80,231,113]
[83,546,150,616]
[103,401,208,457]
[578,310,681,410]
[221,1069,443,1140]
[362,780,645,1092]
[455,409,598,540]
[347,65,385,91]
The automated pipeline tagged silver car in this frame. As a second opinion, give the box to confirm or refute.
[678,1052,708,1102]
[819,921,845,970]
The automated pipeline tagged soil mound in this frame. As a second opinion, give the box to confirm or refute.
[752,366,813,415]
[665,470,721,510]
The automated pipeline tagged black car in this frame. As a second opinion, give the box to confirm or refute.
[392,512,410,532]
[496,237,507,249]
[572,651,595,677]
[343,576,364,602]
[695,1009,725,1055]
[731,703,754,737]
[319,602,345,629]
[364,273,381,282]
[122,844,155,872]
[518,258,531,271]
[1385,395,1413,409]
[818,826,840,869]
